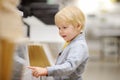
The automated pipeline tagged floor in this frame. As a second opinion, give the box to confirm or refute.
[83,58,120,80]
[83,40,120,80]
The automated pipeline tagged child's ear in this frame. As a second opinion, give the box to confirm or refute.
[77,24,82,31]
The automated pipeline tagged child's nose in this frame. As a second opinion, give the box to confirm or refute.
[59,30,64,35]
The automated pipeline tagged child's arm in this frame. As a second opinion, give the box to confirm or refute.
[27,66,48,78]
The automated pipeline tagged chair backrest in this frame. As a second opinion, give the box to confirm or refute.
[28,44,51,67]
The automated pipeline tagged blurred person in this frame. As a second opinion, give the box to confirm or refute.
[0,0,26,80]
[0,0,24,40]
[28,6,89,80]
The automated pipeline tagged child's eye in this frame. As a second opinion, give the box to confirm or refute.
[63,26,67,29]
[58,27,61,30]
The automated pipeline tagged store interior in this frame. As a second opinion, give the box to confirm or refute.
[0,0,120,80]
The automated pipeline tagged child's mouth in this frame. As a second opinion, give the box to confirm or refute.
[62,35,67,38]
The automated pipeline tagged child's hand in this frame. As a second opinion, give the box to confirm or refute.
[27,66,48,78]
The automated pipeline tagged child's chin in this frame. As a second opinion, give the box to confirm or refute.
[65,40,69,42]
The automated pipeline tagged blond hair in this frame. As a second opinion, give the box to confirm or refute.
[55,6,85,32]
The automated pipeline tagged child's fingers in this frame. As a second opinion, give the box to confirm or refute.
[27,66,36,70]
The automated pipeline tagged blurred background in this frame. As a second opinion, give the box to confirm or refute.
[1,0,120,80]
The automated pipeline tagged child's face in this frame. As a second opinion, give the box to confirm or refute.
[57,22,80,42]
